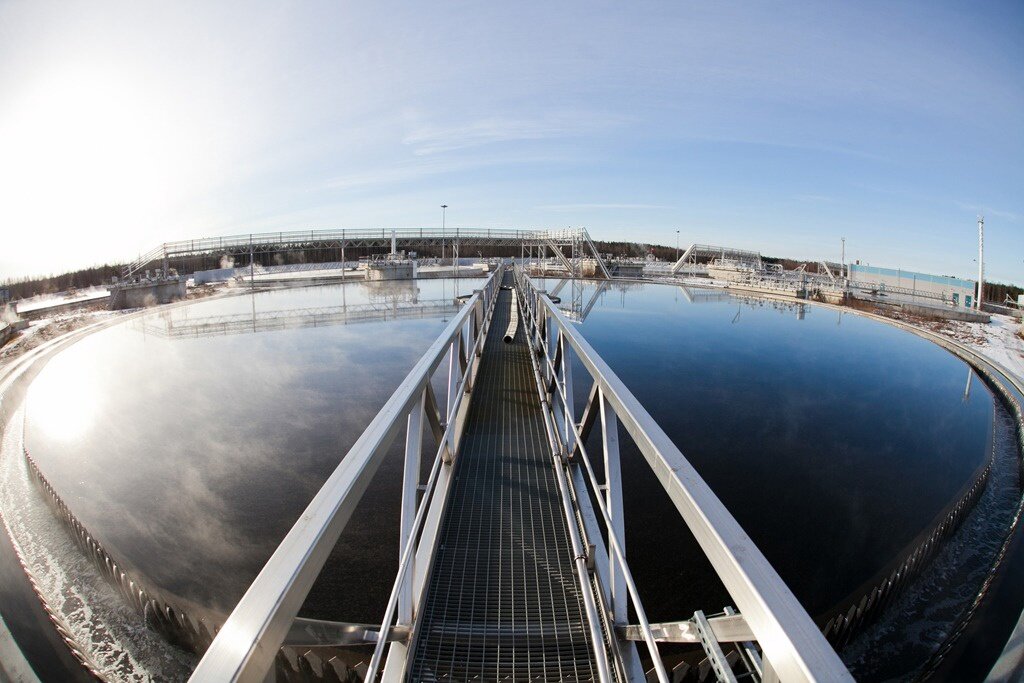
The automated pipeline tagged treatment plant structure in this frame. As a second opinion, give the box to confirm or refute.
[1,226,1023,682]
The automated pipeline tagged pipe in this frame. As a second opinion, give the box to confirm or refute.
[503,289,519,343]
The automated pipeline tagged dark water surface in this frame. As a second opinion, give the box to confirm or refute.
[20,276,1004,675]
[24,278,482,622]
[539,280,995,623]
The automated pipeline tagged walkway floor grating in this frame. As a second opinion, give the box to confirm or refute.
[407,273,600,681]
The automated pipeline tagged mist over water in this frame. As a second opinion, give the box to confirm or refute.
[24,277,483,623]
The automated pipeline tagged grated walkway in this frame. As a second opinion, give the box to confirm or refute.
[407,273,600,681]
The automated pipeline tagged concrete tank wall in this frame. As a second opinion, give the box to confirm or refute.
[193,268,239,285]
[365,263,414,281]
[109,280,187,310]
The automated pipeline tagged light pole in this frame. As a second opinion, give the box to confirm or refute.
[841,237,846,279]
[441,204,448,264]
[977,215,984,310]
[675,230,680,262]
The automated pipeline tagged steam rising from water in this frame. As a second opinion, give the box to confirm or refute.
[0,408,195,680]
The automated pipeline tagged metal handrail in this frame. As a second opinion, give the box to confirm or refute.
[188,266,504,682]
[512,286,647,679]
[123,228,565,278]
[515,275,668,682]
[514,268,852,682]
[363,269,505,680]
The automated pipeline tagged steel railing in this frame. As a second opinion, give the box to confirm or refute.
[123,228,571,279]
[188,265,505,682]
[513,266,852,682]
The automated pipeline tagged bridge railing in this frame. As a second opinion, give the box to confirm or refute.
[513,267,852,682]
[123,228,557,278]
[188,265,505,682]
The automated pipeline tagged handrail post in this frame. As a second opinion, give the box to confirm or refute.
[473,292,483,356]
[398,388,426,624]
[187,271,501,683]
[600,387,627,624]
[524,272,852,682]
[443,342,458,463]
[561,332,576,457]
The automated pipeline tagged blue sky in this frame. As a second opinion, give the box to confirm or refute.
[1,0,1021,283]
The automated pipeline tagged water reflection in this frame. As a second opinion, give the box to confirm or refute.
[538,278,994,621]
[24,278,483,622]
[137,295,458,339]
[21,275,1000,653]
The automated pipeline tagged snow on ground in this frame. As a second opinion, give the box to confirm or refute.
[0,310,121,368]
[13,287,110,314]
[882,310,1024,382]
[970,315,1024,381]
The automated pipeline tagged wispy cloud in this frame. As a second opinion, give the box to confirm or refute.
[955,202,1021,222]
[321,151,566,192]
[538,203,674,211]
[684,134,888,162]
[323,157,480,191]
[402,112,625,156]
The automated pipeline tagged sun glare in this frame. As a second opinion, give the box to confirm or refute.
[0,66,199,270]
[27,354,102,443]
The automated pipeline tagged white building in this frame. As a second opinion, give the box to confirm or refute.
[849,264,977,307]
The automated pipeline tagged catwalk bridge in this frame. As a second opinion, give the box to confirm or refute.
[189,264,851,682]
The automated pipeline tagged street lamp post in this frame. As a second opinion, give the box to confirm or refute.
[977,216,984,310]
[675,230,680,262]
[841,237,846,280]
[441,204,448,264]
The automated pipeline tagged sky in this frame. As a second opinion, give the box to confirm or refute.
[0,0,1021,284]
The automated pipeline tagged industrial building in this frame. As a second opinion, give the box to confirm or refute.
[848,264,977,308]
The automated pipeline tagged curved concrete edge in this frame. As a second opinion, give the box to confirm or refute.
[0,282,422,681]
[5,275,1023,678]
[803,301,1024,681]
[0,290,253,676]
[629,275,1024,678]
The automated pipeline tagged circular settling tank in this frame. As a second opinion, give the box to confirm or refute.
[4,276,1020,681]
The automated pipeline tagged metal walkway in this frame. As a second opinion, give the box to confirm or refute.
[189,263,852,683]
[408,274,600,681]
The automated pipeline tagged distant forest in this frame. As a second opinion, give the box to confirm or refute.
[3,239,1021,306]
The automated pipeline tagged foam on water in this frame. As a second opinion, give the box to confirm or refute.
[0,407,195,681]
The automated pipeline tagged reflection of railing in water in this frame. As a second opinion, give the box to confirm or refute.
[136,299,459,339]
[189,266,506,681]
[548,279,609,322]
[514,267,851,682]
[14,267,1024,681]
[676,286,732,304]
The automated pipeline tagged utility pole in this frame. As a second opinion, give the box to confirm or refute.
[441,204,448,265]
[841,237,846,279]
[249,234,254,291]
[977,216,985,309]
